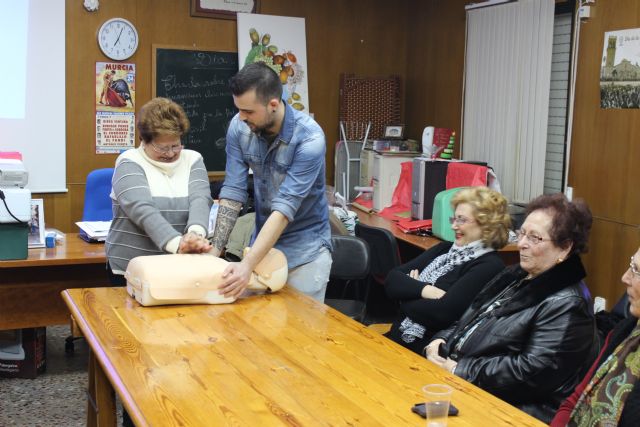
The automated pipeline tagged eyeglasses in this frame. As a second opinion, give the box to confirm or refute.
[515,229,551,245]
[149,142,184,155]
[629,256,640,277]
[449,216,474,226]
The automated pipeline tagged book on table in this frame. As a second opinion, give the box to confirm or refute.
[75,221,111,243]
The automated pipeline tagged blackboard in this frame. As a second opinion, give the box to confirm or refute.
[153,46,238,174]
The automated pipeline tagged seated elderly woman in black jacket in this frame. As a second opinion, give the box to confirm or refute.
[425,193,598,422]
[551,246,640,427]
[384,186,511,354]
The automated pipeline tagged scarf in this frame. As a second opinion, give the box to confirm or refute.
[398,241,493,344]
[570,320,640,427]
[418,240,492,284]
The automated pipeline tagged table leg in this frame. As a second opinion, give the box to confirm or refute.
[87,352,97,427]
[87,350,117,426]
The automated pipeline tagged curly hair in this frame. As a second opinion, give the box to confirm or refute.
[451,187,511,249]
[137,97,190,143]
[525,193,592,254]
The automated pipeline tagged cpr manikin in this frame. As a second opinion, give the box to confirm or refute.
[125,248,288,306]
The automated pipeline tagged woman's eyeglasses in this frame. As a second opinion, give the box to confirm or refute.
[515,229,551,245]
[150,142,184,154]
[629,256,640,277]
[449,216,474,226]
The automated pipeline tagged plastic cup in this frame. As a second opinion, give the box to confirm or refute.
[422,384,453,427]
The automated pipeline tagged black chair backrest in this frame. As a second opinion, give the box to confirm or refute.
[612,293,630,318]
[355,222,401,280]
[330,235,370,280]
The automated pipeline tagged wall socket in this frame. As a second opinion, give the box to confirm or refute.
[579,5,591,19]
[594,296,607,313]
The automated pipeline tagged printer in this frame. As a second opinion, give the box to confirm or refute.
[0,158,29,188]
[0,157,30,260]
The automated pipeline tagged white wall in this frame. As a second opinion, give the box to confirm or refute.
[0,0,66,193]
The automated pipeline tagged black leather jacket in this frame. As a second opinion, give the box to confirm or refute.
[433,254,598,422]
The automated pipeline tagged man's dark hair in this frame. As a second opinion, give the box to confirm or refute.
[229,62,282,105]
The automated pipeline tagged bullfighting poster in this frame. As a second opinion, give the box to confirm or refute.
[600,28,640,109]
[95,62,136,153]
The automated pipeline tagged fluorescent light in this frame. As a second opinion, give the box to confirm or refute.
[465,0,517,11]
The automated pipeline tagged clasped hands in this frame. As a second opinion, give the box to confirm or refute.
[177,232,212,254]
[425,339,458,374]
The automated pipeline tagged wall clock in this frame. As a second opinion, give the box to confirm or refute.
[97,18,138,61]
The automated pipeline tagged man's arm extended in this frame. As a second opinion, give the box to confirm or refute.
[218,211,289,299]
[209,198,243,257]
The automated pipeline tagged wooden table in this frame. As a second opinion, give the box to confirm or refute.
[355,209,520,265]
[0,233,108,330]
[62,286,545,427]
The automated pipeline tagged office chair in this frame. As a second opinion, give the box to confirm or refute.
[82,168,115,221]
[594,292,630,349]
[611,293,630,318]
[355,222,402,323]
[67,168,114,353]
[325,235,371,322]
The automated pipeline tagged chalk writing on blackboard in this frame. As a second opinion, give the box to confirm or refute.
[154,47,239,173]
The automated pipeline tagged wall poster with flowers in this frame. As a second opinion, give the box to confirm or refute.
[237,13,309,113]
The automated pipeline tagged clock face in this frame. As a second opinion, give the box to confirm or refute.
[98,18,138,61]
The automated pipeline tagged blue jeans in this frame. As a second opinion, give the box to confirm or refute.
[287,247,332,302]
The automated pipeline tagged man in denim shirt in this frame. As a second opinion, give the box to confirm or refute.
[210,62,332,301]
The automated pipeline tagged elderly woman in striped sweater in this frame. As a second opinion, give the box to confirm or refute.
[106,97,212,284]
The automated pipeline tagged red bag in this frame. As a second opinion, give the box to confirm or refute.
[379,161,413,219]
[446,162,488,189]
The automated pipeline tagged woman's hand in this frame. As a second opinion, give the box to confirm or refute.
[178,232,212,254]
[425,339,447,365]
[442,358,458,374]
[421,285,446,299]
[408,269,420,280]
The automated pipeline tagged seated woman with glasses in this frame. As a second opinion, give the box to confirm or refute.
[425,193,598,422]
[106,97,213,284]
[384,186,511,354]
[551,248,640,427]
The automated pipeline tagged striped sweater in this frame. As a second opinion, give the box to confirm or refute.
[106,146,212,275]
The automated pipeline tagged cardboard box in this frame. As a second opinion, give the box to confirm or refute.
[0,328,46,378]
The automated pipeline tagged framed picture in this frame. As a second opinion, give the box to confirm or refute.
[28,199,45,248]
[190,0,259,20]
[384,125,405,139]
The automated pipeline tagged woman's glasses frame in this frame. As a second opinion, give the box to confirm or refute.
[150,142,184,155]
[515,229,552,245]
[449,216,474,226]
[629,256,640,277]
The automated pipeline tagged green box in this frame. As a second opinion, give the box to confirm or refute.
[432,187,468,242]
[0,223,28,260]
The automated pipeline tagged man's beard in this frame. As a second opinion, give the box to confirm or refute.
[247,112,276,135]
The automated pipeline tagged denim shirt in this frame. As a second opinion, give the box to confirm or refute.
[219,102,331,269]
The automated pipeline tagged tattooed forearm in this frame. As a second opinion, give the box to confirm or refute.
[210,199,243,254]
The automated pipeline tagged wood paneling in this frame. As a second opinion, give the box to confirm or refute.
[54,0,410,231]
[568,0,640,299]
[405,0,468,152]
[580,219,640,308]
